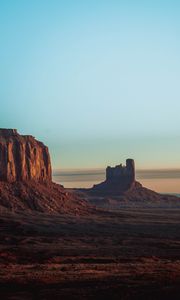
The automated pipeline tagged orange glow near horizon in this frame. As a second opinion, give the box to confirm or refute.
[53,168,180,194]
[140,179,180,194]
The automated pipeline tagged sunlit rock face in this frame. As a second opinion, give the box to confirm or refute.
[0,129,52,182]
[91,159,140,195]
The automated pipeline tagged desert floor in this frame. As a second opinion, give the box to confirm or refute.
[0,207,180,299]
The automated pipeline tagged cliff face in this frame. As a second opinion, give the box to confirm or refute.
[0,129,52,182]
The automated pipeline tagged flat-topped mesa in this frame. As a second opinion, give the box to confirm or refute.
[91,159,138,195]
[0,129,52,182]
[0,129,18,137]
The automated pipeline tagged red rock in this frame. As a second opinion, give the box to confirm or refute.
[0,181,91,214]
[0,129,52,182]
[90,159,141,195]
[0,129,91,215]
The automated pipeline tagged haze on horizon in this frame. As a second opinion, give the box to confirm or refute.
[0,0,180,172]
[53,167,180,193]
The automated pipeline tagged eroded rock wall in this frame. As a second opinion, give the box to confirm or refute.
[0,129,52,182]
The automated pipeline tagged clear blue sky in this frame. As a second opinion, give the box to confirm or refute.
[0,0,180,169]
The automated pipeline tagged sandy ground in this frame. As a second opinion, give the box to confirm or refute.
[0,207,180,299]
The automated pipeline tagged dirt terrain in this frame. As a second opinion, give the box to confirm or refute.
[1,131,179,299]
[0,181,91,214]
[1,206,180,299]
[77,185,180,208]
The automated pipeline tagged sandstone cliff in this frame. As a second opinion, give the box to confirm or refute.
[0,129,91,214]
[0,129,52,182]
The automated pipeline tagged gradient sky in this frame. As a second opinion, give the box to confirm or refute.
[0,0,180,169]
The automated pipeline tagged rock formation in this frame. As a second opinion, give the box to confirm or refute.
[106,159,135,188]
[0,128,91,214]
[0,129,52,182]
[78,159,180,207]
[90,159,141,195]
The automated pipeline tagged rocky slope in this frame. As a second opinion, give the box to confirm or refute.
[82,185,180,208]
[0,181,89,214]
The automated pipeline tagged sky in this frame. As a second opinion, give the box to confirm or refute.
[0,0,180,170]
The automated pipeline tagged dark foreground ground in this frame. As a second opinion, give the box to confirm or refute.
[1,207,180,299]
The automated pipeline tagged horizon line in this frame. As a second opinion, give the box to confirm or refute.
[53,167,180,172]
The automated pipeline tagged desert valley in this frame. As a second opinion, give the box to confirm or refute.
[1,1,180,299]
[0,129,180,299]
